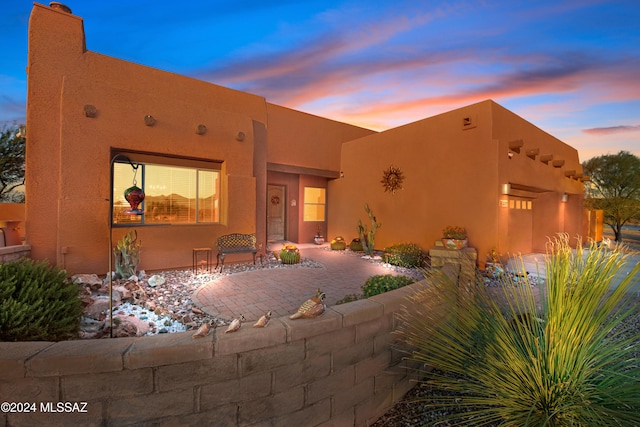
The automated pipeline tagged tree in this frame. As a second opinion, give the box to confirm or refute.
[582,151,640,242]
[0,124,26,202]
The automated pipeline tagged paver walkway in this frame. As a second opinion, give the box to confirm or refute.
[192,244,408,322]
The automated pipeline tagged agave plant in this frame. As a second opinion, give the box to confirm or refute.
[396,234,640,426]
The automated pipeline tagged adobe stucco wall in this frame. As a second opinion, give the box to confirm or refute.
[328,100,584,264]
[25,4,375,276]
[0,269,458,427]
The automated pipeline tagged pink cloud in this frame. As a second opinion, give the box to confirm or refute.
[583,125,640,135]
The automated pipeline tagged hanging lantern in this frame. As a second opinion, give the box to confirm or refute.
[124,185,145,215]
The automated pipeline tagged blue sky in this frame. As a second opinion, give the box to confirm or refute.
[1,0,639,160]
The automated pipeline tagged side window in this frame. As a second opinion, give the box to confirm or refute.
[303,187,326,221]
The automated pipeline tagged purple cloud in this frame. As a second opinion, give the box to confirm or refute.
[583,125,640,135]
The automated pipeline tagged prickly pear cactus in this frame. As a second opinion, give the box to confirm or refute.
[114,230,141,278]
[356,203,381,256]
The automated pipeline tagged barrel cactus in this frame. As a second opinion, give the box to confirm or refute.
[279,245,301,264]
[331,236,346,250]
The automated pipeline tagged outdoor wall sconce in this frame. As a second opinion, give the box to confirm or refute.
[144,115,156,126]
[84,104,97,118]
[561,194,569,203]
[236,131,246,141]
[340,171,345,178]
[501,183,511,195]
[196,124,207,135]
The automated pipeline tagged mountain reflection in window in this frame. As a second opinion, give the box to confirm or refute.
[113,163,219,225]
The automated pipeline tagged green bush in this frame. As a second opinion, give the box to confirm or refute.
[361,274,414,298]
[397,234,640,426]
[335,293,361,305]
[383,242,425,268]
[0,259,82,341]
[349,238,363,252]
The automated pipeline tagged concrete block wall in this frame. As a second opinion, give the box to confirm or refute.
[0,265,459,427]
[0,245,31,264]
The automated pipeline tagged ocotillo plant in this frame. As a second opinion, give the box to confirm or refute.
[356,203,381,256]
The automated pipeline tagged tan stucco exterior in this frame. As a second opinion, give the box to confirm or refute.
[23,3,583,274]
[328,101,584,266]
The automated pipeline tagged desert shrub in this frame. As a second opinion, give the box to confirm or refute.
[349,238,363,252]
[0,259,82,341]
[362,274,414,298]
[384,242,426,268]
[396,234,640,426]
[335,293,361,305]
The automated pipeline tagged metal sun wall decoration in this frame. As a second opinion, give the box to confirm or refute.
[381,165,405,194]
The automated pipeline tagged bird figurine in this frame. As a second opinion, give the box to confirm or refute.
[253,311,272,328]
[192,320,216,339]
[290,289,326,320]
[225,314,245,333]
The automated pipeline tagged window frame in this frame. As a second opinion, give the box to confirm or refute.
[111,151,222,227]
[302,186,327,222]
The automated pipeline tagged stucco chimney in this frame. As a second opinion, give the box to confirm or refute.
[49,2,72,14]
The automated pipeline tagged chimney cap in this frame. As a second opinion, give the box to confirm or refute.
[49,2,72,14]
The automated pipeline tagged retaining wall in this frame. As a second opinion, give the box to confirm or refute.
[0,245,31,264]
[0,265,458,427]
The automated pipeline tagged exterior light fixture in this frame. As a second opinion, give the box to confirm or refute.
[236,131,246,141]
[561,194,568,203]
[144,115,156,126]
[501,183,511,195]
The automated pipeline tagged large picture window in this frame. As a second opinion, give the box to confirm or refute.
[303,187,326,221]
[113,155,220,225]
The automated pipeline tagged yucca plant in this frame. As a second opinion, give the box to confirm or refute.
[396,234,640,426]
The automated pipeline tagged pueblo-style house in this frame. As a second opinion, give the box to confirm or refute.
[17,3,585,274]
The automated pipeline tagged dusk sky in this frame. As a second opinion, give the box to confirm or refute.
[2,0,639,160]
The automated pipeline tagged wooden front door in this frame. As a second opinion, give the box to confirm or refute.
[267,185,285,241]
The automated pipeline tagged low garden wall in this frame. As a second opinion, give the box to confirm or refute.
[0,265,459,427]
[0,245,30,264]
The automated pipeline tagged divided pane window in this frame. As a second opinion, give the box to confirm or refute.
[113,161,220,225]
[303,187,326,221]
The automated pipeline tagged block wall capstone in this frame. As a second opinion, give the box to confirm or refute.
[0,245,30,264]
[0,265,459,426]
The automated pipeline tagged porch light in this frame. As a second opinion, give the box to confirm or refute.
[561,194,568,203]
[501,183,511,195]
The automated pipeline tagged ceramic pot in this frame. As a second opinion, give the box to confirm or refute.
[442,238,468,250]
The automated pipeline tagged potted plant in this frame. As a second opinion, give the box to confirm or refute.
[441,226,468,250]
[279,244,301,264]
[314,226,325,245]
